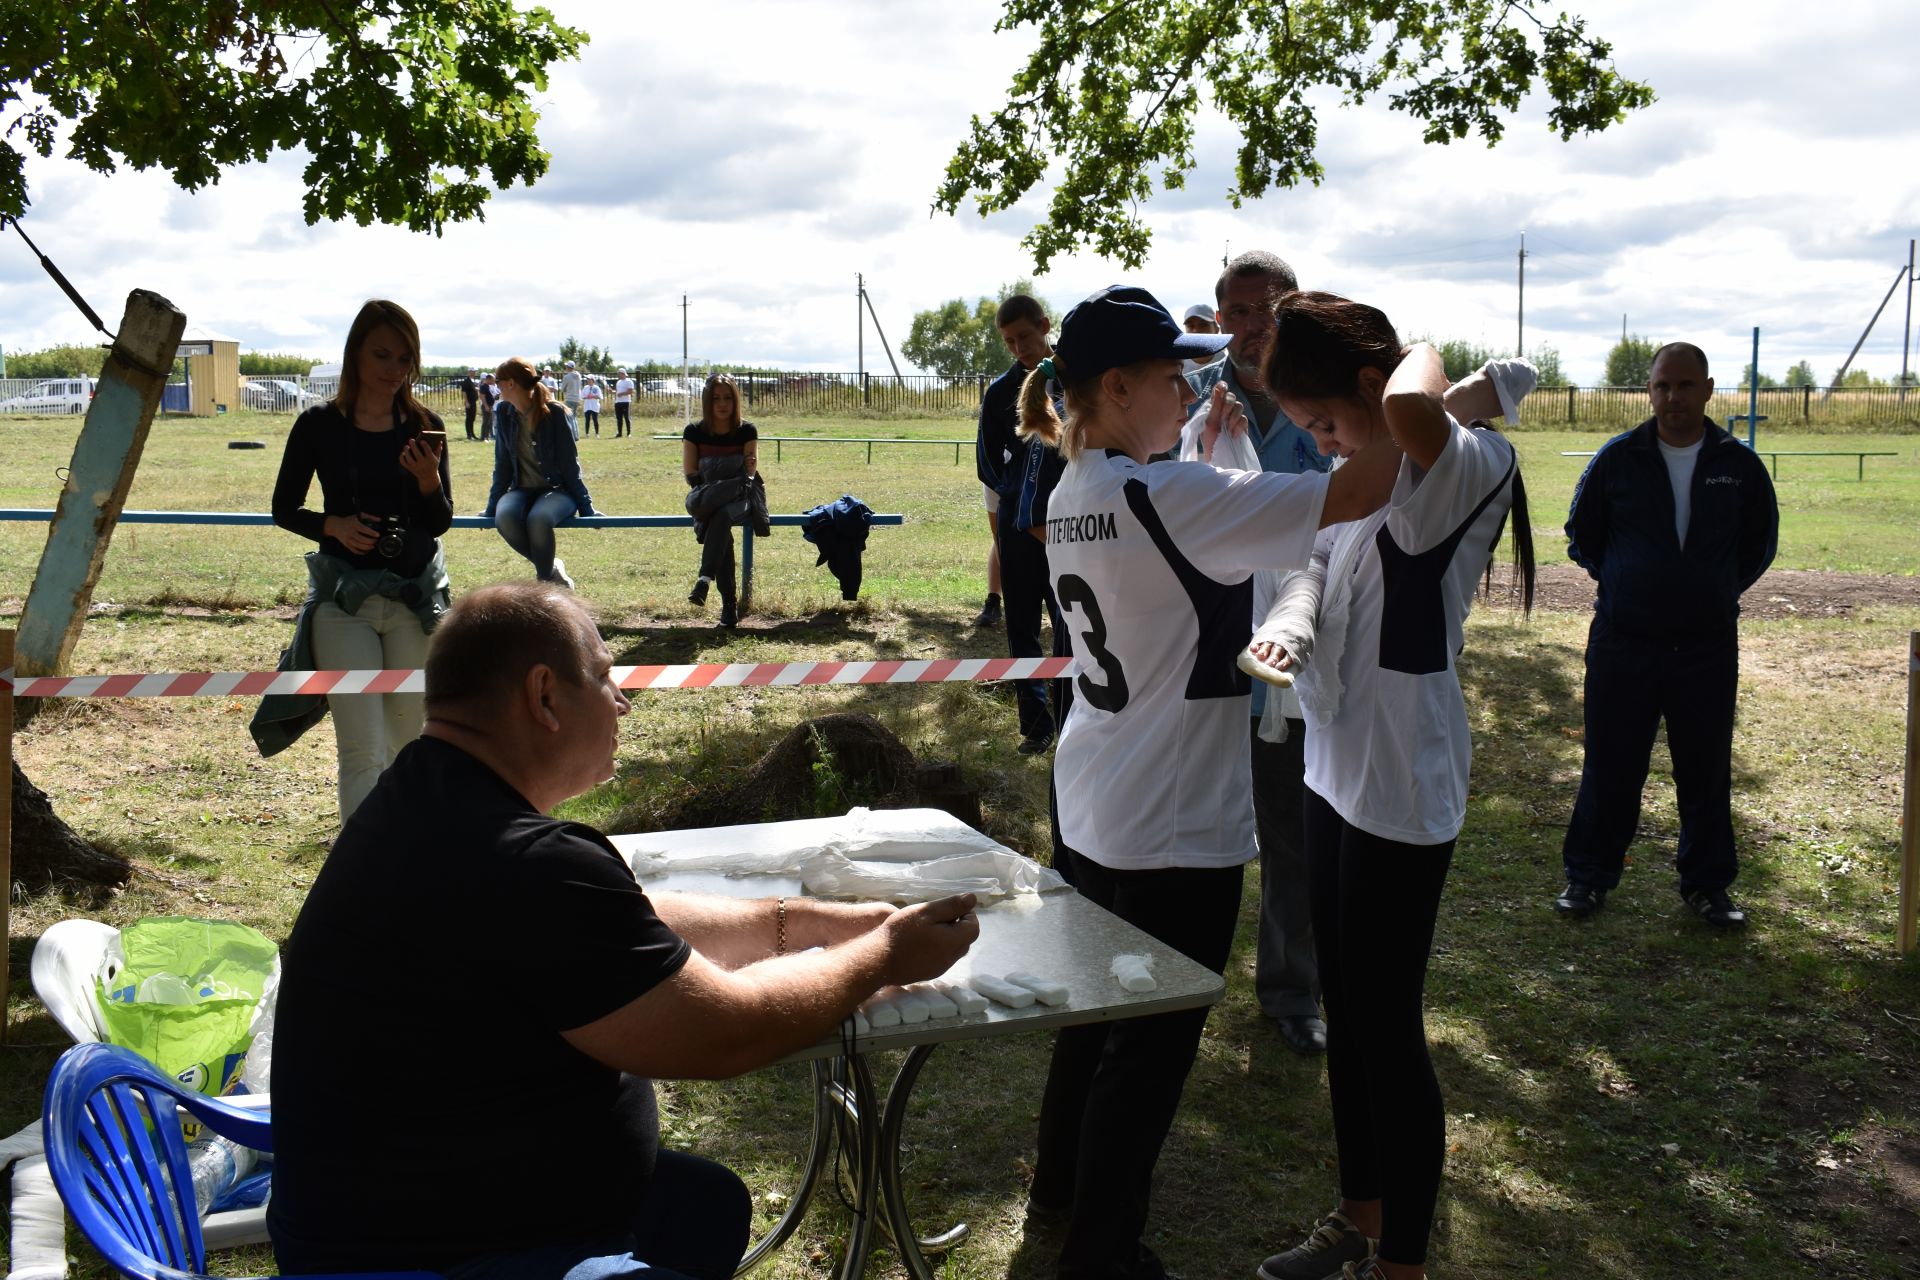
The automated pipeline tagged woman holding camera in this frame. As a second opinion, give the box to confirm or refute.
[483,356,597,589]
[267,299,452,822]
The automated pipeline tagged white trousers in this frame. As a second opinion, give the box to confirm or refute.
[309,594,428,821]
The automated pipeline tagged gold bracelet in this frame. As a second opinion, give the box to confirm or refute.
[776,897,788,955]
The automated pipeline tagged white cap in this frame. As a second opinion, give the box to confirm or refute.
[564,360,576,367]
[1183,304,1216,323]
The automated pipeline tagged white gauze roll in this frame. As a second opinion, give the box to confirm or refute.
[912,984,960,1018]
[970,973,1036,1009]
[852,1009,871,1035]
[893,989,933,1024]
[1005,971,1070,1007]
[1110,953,1158,992]
[934,980,991,1015]
[865,996,903,1027]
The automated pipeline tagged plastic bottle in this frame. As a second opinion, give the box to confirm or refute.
[185,1134,257,1216]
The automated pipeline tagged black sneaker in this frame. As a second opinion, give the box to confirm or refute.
[1684,887,1748,929]
[719,599,738,628]
[688,578,710,607]
[974,594,1003,627]
[1017,731,1053,755]
[1255,1208,1376,1280]
[1553,882,1607,918]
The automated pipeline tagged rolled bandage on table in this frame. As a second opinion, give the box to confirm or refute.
[865,996,903,1028]
[912,983,960,1018]
[1109,953,1157,993]
[1004,971,1070,1007]
[893,988,933,1024]
[969,973,1036,1009]
[852,1008,872,1035]
[934,979,991,1016]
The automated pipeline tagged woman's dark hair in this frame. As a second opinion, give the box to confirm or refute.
[1265,290,1536,614]
[495,356,558,427]
[1262,290,1403,403]
[334,299,429,427]
[1473,426,1536,616]
[700,372,742,432]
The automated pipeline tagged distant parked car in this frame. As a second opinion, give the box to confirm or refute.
[0,376,96,415]
[241,378,324,412]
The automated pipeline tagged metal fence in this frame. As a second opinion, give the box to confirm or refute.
[6,372,1920,429]
[1516,384,1920,431]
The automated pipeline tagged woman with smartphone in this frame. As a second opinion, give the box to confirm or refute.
[267,299,453,822]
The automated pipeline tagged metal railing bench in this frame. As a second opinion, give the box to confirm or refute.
[0,510,905,610]
[650,434,973,465]
[1559,450,1897,480]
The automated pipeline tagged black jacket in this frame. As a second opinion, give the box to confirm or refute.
[1565,415,1778,640]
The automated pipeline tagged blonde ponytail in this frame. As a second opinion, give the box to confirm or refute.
[1016,355,1093,461]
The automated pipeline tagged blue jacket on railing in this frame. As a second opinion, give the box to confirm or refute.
[1565,415,1778,641]
[484,402,594,517]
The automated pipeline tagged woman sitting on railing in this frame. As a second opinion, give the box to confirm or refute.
[682,372,770,628]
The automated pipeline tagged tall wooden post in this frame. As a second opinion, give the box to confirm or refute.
[15,291,185,690]
[1901,630,1920,956]
[1,629,14,1042]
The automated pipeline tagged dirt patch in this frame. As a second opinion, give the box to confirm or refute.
[1489,565,1920,621]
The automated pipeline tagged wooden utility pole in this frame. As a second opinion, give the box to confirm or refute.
[1902,630,1919,955]
[1,628,12,1041]
[16,290,186,686]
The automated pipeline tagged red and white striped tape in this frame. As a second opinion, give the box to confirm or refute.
[0,656,1078,699]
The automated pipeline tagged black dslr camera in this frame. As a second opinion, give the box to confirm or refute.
[361,513,406,559]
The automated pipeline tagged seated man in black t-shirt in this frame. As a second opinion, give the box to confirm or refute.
[268,581,980,1280]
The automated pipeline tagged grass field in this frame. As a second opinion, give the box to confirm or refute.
[2,415,1917,1279]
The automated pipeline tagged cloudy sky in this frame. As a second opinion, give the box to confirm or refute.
[3,0,1917,384]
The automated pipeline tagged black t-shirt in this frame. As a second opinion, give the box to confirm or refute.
[681,420,758,459]
[267,737,691,1273]
[270,403,454,578]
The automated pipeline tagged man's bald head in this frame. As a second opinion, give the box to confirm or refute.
[1650,342,1710,380]
[425,581,598,715]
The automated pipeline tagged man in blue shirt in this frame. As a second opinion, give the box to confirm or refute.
[1188,251,1331,1055]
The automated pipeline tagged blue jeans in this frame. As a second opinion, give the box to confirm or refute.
[495,487,578,581]
[442,1152,751,1280]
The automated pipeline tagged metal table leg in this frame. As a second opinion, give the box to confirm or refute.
[875,1044,970,1280]
[734,1060,837,1275]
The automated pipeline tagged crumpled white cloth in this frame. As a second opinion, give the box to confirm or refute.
[2,1123,64,1280]
[626,807,1065,902]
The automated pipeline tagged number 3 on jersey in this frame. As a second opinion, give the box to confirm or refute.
[1056,573,1129,713]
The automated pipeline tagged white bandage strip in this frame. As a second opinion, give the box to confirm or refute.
[1110,953,1157,993]
[852,1009,871,1035]
[893,989,933,1024]
[865,997,903,1028]
[912,984,959,1018]
[934,980,990,1015]
[1005,971,1070,1007]
[969,973,1035,1009]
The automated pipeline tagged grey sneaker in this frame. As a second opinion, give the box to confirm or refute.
[1255,1209,1376,1280]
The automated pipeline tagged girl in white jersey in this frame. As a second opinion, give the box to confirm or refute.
[1015,285,1406,1280]
[1249,292,1535,1280]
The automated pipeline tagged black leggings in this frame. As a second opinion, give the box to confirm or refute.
[1304,787,1454,1267]
[1032,851,1244,1279]
[614,401,632,435]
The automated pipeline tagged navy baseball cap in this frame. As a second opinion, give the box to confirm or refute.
[1053,285,1230,383]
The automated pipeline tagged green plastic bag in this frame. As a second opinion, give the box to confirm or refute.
[96,917,279,1096]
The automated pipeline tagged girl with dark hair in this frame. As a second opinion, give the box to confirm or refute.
[1248,291,1534,1280]
[1017,285,1403,1280]
[681,373,767,628]
[484,356,597,590]
[266,299,452,821]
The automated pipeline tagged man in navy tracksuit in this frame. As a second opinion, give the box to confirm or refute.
[1555,342,1778,928]
[979,296,1068,754]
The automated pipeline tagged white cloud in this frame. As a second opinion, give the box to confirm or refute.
[1,0,1916,384]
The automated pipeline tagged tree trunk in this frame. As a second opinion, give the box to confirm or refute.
[11,760,132,892]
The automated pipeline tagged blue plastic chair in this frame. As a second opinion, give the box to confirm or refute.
[41,1041,432,1280]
